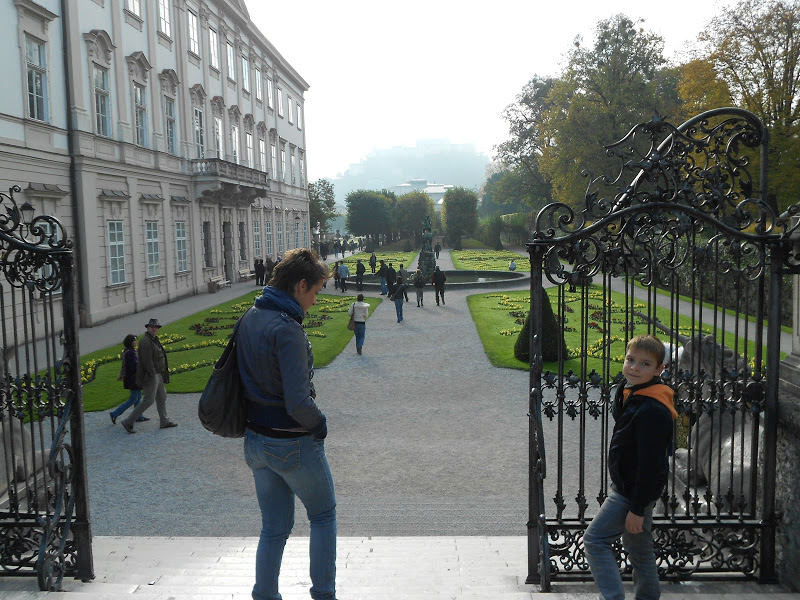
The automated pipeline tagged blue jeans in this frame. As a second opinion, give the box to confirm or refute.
[354,321,366,349]
[583,488,659,600]
[111,389,142,419]
[244,431,337,600]
[380,277,387,294]
[394,298,404,321]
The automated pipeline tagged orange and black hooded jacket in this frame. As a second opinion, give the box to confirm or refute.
[608,376,677,516]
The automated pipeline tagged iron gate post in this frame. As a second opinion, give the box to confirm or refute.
[62,257,94,581]
[759,242,782,583]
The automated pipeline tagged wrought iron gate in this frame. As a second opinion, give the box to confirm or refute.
[526,108,800,590]
[0,185,93,589]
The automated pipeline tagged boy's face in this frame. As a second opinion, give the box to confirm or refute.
[623,347,664,386]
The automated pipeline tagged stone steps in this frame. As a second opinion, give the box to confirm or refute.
[1,536,798,599]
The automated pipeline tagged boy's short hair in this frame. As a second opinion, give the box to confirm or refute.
[626,334,666,366]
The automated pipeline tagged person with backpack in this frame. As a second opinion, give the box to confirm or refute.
[390,274,406,322]
[109,334,148,425]
[412,268,426,307]
[355,259,366,291]
[377,260,388,295]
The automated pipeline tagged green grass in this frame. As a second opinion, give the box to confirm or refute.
[467,286,782,373]
[452,249,528,272]
[455,238,488,250]
[81,292,381,413]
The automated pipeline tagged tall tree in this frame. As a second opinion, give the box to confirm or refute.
[675,58,733,124]
[308,179,337,234]
[539,15,676,207]
[345,190,391,248]
[395,191,435,245]
[700,0,800,209]
[441,187,478,250]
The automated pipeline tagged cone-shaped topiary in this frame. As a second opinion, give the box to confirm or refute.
[514,287,564,363]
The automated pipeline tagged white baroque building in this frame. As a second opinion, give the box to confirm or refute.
[3,0,310,327]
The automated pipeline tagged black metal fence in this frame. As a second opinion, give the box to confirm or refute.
[0,185,93,590]
[526,108,800,590]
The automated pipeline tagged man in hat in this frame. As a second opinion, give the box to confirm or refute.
[120,318,177,433]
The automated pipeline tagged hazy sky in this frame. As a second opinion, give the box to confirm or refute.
[247,0,736,182]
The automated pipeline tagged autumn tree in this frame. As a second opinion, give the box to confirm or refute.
[308,179,337,234]
[674,58,733,124]
[441,187,478,250]
[700,0,800,209]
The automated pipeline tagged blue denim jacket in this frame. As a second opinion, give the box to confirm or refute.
[236,305,324,432]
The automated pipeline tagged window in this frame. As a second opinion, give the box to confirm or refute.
[214,116,223,159]
[267,77,274,109]
[241,56,250,92]
[259,139,266,172]
[26,36,47,122]
[238,221,247,260]
[125,0,141,16]
[296,103,302,130]
[94,65,111,137]
[227,42,235,80]
[133,82,147,146]
[294,220,299,249]
[276,219,283,253]
[145,221,160,278]
[255,68,262,101]
[246,132,253,168]
[277,87,283,117]
[202,221,213,267]
[290,152,295,184]
[271,143,277,179]
[175,221,188,272]
[157,0,171,37]
[165,97,176,154]
[281,148,286,182]
[108,221,126,284]
[253,220,261,256]
[188,11,199,55]
[299,153,305,185]
[303,221,308,247]
[193,107,204,157]
[209,28,220,69]
[231,124,239,163]
[265,220,272,255]
[287,96,293,124]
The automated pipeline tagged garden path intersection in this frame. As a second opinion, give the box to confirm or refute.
[4,251,796,599]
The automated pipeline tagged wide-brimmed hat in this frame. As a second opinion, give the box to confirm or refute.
[145,318,162,328]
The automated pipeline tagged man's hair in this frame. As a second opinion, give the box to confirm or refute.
[357,293,364,301]
[268,248,329,293]
[626,334,666,366]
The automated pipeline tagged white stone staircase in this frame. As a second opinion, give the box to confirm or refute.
[2,536,799,600]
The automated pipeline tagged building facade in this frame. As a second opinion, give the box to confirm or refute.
[3,0,310,327]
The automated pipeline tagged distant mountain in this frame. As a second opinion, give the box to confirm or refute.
[327,140,490,204]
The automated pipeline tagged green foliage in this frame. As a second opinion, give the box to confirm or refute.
[441,187,478,250]
[345,190,391,241]
[308,179,337,234]
[513,287,563,362]
[480,214,504,250]
[395,190,435,244]
[451,249,528,271]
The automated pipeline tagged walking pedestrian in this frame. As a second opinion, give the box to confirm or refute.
[355,259,365,291]
[369,252,377,273]
[412,269,425,307]
[433,266,447,306]
[338,261,350,292]
[120,318,177,433]
[399,263,409,302]
[236,248,338,600]
[377,260,388,295]
[333,261,340,290]
[390,274,405,323]
[434,241,441,259]
[109,334,148,424]
[348,293,370,354]
[386,263,397,290]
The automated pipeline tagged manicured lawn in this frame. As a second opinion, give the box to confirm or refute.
[337,251,417,272]
[467,286,778,373]
[81,292,380,413]
[452,249,528,272]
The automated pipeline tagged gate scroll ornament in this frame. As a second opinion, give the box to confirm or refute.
[0,185,94,590]
[526,108,800,591]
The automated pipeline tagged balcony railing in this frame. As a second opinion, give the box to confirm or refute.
[190,157,269,186]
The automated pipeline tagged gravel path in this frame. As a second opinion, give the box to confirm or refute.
[84,251,534,537]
